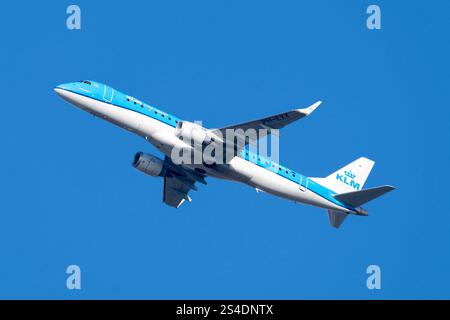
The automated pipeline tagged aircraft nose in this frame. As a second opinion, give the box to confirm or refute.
[54,83,73,99]
[54,86,64,96]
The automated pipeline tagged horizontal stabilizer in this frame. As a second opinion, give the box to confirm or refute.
[334,185,395,207]
[328,210,348,229]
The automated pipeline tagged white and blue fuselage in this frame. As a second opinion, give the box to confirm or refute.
[55,80,385,223]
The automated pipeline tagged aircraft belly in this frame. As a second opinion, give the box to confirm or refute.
[66,92,147,135]
[227,157,256,183]
[67,92,189,157]
[231,158,346,211]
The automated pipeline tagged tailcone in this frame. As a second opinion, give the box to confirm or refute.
[356,207,368,216]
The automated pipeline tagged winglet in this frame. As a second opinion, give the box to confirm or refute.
[297,100,322,116]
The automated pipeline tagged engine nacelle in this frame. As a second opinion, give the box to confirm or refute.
[132,152,164,177]
[174,121,212,145]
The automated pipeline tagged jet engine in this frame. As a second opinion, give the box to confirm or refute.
[174,121,214,145]
[132,152,165,177]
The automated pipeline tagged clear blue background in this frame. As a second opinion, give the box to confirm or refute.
[0,1,448,299]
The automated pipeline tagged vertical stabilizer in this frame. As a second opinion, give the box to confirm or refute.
[311,157,375,194]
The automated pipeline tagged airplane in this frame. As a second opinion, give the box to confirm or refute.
[54,80,395,228]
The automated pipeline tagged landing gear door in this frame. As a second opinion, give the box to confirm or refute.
[299,175,308,192]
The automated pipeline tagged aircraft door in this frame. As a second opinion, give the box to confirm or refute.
[299,175,308,192]
[103,84,114,103]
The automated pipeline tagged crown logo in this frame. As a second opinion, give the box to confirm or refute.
[344,170,356,179]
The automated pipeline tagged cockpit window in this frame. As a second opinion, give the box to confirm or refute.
[80,80,92,85]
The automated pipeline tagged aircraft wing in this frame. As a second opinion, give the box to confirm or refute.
[162,157,207,208]
[211,101,321,140]
[163,176,193,208]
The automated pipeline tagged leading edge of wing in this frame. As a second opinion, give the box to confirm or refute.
[212,100,322,134]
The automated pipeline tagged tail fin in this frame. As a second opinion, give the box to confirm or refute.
[311,157,375,194]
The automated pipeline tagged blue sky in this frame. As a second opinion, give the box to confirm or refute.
[0,1,449,299]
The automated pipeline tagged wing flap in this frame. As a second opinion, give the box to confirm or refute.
[163,176,194,208]
[162,157,206,208]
